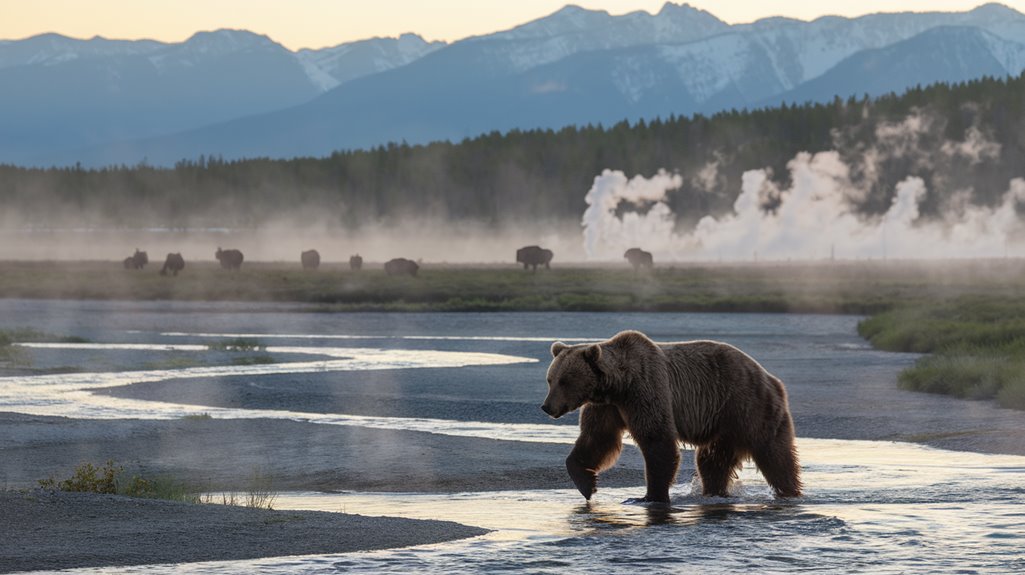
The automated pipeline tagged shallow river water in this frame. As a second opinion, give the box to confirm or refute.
[2,300,1024,573]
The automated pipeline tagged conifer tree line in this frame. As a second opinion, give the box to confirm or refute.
[1,73,1022,229]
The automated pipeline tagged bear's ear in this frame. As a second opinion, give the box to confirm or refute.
[551,342,569,357]
[583,343,602,364]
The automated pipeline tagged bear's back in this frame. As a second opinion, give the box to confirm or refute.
[657,340,781,444]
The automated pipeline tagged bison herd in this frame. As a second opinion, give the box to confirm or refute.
[122,245,656,277]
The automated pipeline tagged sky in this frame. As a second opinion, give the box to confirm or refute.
[0,1,1019,50]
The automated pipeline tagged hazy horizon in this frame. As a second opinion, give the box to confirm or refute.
[1,0,1018,50]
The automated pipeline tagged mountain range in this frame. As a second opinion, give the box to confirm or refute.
[2,2,1024,167]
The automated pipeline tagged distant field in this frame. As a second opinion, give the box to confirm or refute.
[0,258,1022,313]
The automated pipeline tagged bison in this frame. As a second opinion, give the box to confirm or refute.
[624,247,654,272]
[159,253,185,276]
[301,249,321,270]
[384,257,419,277]
[122,249,148,270]
[349,254,363,271]
[516,245,553,272]
[215,247,244,270]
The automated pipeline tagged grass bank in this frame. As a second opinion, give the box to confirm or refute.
[858,297,1025,410]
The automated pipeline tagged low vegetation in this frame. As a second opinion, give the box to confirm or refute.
[208,337,264,352]
[0,328,90,367]
[38,460,277,509]
[1,259,1022,313]
[858,297,1025,409]
[38,460,198,503]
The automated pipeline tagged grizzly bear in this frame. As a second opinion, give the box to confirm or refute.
[542,330,800,503]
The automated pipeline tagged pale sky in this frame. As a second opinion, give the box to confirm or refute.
[0,1,1018,50]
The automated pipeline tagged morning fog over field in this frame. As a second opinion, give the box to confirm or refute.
[3,76,1025,264]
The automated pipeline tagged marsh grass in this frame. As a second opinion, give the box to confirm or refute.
[200,470,277,510]
[180,413,213,421]
[37,460,199,503]
[208,337,264,352]
[858,297,1025,410]
[0,328,91,367]
[38,460,278,509]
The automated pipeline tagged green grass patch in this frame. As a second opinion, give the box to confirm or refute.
[859,296,1025,410]
[37,460,278,509]
[208,337,264,352]
[181,413,213,421]
[0,328,90,345]
[37,460,199,503]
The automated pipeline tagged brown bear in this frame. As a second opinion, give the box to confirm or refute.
[542,330,800,503]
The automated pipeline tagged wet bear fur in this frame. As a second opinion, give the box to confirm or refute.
[542,330,801,503]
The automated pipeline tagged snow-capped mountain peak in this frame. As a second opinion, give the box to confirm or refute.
[179,29,281,54]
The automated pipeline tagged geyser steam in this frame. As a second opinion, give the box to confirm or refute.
[582,152,1025,261]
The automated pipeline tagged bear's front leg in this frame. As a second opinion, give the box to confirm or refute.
[566,404,626,500]
[633,435,681,504]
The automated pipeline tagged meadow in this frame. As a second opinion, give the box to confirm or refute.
[0,258,1022,311]
[2,258,1024,409]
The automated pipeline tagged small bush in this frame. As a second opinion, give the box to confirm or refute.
[208,337,264,352]
[38,460,121,494]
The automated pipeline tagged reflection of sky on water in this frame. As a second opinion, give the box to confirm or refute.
[3,342,542,431]
[61,439,1025,575]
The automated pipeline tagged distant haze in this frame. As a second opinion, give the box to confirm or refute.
[2,1,1019,49]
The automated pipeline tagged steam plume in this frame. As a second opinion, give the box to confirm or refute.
[582,153,1025,261]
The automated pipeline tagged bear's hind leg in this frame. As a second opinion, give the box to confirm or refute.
[695,441,742,497]
[751,424,802,498]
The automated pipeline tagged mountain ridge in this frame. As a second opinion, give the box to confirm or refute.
[3,2,1025,166]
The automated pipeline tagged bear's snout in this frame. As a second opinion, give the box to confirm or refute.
[541,403,565,418]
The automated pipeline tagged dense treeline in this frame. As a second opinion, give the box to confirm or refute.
[1,73,1023,228]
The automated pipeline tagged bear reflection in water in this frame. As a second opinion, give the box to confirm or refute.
[543,330,801,504]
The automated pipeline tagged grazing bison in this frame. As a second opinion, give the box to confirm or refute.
[159,253,185,276]
[516,245,553,272]
[349,254,363,271]
[122,249,148,270]
[624,248,654,272]
[384,257,419,277]
[301,249,321,270]
[215,247,244,270]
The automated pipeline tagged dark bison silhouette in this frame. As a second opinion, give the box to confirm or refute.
[160,253,185,276]
[624,248,654,271]
[384,257,419,277]
[516,245,553,272]
[215,247,244,270]
[122,249,148,270]
[349,254,363,271]
[301,249,321,270]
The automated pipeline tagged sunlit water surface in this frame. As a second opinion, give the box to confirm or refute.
[54,439,1025,574]
[2,303,1023,573]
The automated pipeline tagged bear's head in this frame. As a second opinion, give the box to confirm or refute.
[542,341,606,419]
